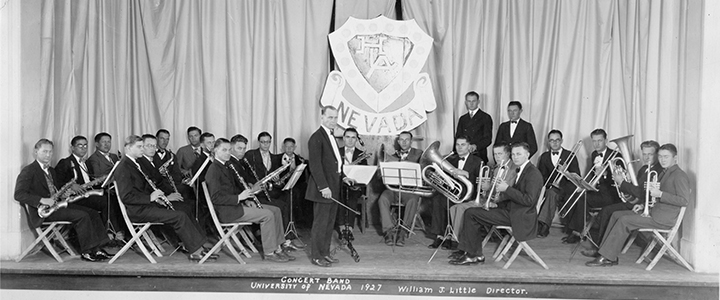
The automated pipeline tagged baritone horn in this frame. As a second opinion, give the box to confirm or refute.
[609,134,641,203]
[420,141,475,203]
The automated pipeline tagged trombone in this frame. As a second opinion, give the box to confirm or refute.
[558,150,620,218]
[544,140,582,189]
[640,170,659,217]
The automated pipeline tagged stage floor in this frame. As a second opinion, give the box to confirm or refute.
[1,227,717,299]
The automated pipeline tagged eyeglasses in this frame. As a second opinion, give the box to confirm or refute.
[549,139,562,143]
[74,144,88,148]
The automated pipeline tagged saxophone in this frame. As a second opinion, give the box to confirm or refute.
[36,180,76,218]
[38,176,107,218]
[228,163,263,209]
[158,154,180,194]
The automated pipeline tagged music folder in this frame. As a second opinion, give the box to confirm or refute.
[558,168,599,192]
[379,161,424,188]
[282,164,307,191]
[101,161,121,188]
[343,165,377,185]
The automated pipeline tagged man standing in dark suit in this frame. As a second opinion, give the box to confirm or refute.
[55,135,109,230]
[305,106,356,267]
[428,136,483,250]
[494,101,538,158]
[455,91,493,163]
[582,140,663,257]
[449,142,543,265]
[115,135,210,261]
[377,131,424,247]
[563,129,621,244]
[15,139,111,262]
[337,128,367,238]
[536,130,581,237]
[586,144,690,267]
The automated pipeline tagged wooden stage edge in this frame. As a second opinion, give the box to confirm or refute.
[1,227,718,300]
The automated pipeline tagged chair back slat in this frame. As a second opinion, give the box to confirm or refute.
[202,182,227,234]
[114,181,138,230]
[664,206,687,242]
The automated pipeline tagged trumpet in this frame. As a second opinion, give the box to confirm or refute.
[472,162,491,206]
[641,170,659,217]
[228,163,263,209]
[558,149,620,218]
[481,160,511,210]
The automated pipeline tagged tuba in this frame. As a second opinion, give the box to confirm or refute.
[609,135,640,203]
[420,141,475,203]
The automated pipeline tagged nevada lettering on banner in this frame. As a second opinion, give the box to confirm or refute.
[320,16,437,135]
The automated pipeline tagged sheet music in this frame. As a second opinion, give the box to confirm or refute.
[343,165,378,185]
[379,162,424,188]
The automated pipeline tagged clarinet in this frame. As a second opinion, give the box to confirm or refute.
[135,165,174,210]
[158,154,180,194]
[243,158,273,201]
[228,164,263,209]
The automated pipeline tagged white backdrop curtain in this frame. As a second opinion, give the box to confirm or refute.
[31,0,702,260]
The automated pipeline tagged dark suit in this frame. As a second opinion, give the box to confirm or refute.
[456,110,493,163]
[86,150,119,177]
[458,161,543,256]
[176,144,199,175]
[536,148,581,226]
[14,161,109,252]
[190,151,215,234]
[566,148,622,233]
[597,164,690,260]
[337,147,367,229]
[244,149,290,234]
[153,150,197,218]
[54,154,109,226]
[494,119,538,158]
[592,163,664,243]
[378,148,424,233]
[278,153,310,227]
[429,154,483,237]
[115,156,207,253]
[305,126,343,260]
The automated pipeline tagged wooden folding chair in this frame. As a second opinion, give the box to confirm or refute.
[16,204,79,263]
[490,194,549,269]
[108,182,166,264]
[199,182,255,264]
[621,206,694,271]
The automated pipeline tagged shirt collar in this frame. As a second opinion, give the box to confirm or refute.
[468,108,479,116]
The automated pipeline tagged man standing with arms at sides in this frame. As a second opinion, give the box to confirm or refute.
[176,126,203,178]
[536,130,581,238]
[494,101,538,158]
[306,106,356,267]
[86,132,123,241]
[449,142,542,265]
[455,91,493,164]
[377,131,423,247]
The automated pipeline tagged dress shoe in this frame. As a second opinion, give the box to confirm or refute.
[189,252,217,262]
[428,237,443,249]
[324,255,339,264]
[201,249,220,260]
[282,241,300,251]
[264,252,290,263]
[537,222,550,238]
[80,252,103,262]
[279,250,296,261]
[291,239,306,249]
[562,235,580,244]
[346,229,355,241]
[581,249,599,258]
[94,249,113,260]
[448,250,465,260]
[444,240,458,250]
[449,253,485,266]
[395,233,406,247]
[311,258,331,267]
[384,232,395,246]
[585,256,618,267]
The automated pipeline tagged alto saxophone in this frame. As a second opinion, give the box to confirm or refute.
[228,163,263,209]
[38,175,107,218]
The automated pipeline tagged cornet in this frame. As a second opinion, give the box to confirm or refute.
[472,162,491,206]
[641,170,659,217]
[481,160,511,210]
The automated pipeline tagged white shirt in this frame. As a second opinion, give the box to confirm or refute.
[515,160,530,184]
[73,154,91,183]
[344,147,355,164]
[468,108,479,119]
[457,154,469,170]
[322,125,342,173]
[551,148,563,167]
[509,119,519,138]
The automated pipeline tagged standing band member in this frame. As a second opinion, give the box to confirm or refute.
[494,101,538,158]
[455,91,493,163]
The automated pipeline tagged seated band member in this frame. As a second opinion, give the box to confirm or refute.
[206,138,294,262]
[586,144,690,267]
[229,134,301,251]
[428,136,482,250]
[245,132,291,233]
[536,130,581,238]
[278,137,310,228]
[378,131,423,247]
[115,135,210,261]
[154,129,197,219]
[137,134,189,217]
[86,132,125,239]
[337,128,367,238]
[582,140,663,257]
[563,129,621,244]
[176,126,203,178]
[55,135,110,230]
[190,132,215,235]
[449,142,542,265]
[450,143,517,241]
[15,139,112,262]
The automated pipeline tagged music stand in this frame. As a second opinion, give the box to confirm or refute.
[558,169,600,261]
[282,163,307,245]
[380,162,423,251]
[101,161,121,239]
[187,156,211,222]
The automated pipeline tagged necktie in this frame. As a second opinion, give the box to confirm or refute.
[516,167,520,174]
[469,112,475,119]
[552,151,559,155]
[104,153,113,163]
[194,148,201,158]
[43,167,57,195]
[262,152,271,170]
[659,169,667,180]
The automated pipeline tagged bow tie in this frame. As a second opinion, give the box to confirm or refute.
[597,152,604,158]
[458,156,466,161]
[400,150,409,155]
[42,164,50,171]
[158,149,165,154]
[552,151,559,155]
[511,120,517,124]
